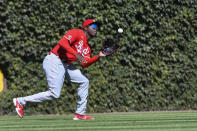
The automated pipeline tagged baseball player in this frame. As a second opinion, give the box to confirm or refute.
[13,19,106,120]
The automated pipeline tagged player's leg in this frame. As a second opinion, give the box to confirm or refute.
[66,64,94,120]
[17,53,65,104]
[13,53,66,118]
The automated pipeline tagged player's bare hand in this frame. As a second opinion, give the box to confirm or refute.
[98,51,106,57]
[75,54,87,63]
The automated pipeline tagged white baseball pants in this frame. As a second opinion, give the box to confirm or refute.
[17,53,89,115]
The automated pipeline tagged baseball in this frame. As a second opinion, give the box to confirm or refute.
[118,28,123,33]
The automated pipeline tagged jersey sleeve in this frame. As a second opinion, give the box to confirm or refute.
[81,55,99,68]
[58,29,79,55]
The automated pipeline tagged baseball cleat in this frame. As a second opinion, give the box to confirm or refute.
[73,113,95,120]
[13,98,24,118]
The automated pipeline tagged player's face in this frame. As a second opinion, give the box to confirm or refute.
[87,24,98,36]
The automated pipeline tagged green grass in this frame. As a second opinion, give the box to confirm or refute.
[0,111,197,131]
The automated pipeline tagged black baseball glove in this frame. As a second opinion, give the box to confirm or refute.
[100,38,120,56]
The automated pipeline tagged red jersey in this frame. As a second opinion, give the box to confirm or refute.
[51,29,99,67]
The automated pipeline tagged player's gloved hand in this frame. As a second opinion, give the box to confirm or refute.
[100,38,120,56]
[75,54,87,63]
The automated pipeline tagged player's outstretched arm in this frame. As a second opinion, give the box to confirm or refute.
[81,51,106,68]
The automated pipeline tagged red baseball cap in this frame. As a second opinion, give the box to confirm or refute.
[82,19,99,28]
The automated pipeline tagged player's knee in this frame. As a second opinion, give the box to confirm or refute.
[49,90,60,99]
[53,93,60,99]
